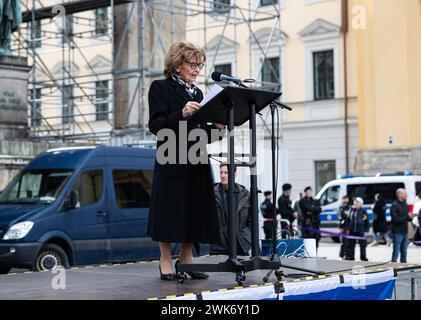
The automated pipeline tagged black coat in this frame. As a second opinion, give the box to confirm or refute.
[261,199,276,219]
[373,199,387,233]
[147,78,220,243]
[210,183,251,256]
[338,204,351,230]
[299,196,322,228]
[391,200,412,234]
[277,195,294,223]
[348,208,370,234]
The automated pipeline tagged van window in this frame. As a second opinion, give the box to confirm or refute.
[416,182,421,197]
[71,170,103,207]
[112,170,153,209]
[347,183,404,205]
[0,170,72,204]
[319,185,340,205]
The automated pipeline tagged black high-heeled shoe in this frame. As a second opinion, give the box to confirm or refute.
[175,259,209,280]
[159,264,175,281]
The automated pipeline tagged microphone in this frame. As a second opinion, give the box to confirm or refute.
[211,71,247,87]
[271,100,292,111]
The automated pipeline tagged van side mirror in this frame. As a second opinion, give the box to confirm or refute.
[69,190,79,209]
[63,190,79,211]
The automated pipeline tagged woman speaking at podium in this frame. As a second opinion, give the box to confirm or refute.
[147,41,224,281]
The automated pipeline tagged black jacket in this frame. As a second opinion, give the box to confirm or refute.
[299,196,322,228]
[391,200,412,234]
[210,183,251,256]
[260,199,276,219]
[373,199,387,233]
[338,204,351,230]
[348,208,370,234]
[277,195,295,223]
[147,78,222,243]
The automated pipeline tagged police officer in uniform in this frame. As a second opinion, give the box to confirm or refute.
[260,191,276,240]
[277,183,299,238]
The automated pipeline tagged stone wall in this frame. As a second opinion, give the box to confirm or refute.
[354,148,421,175]
[0,56,30,140]
[0,140,73,191]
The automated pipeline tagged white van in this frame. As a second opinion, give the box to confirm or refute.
[315,175,421,238]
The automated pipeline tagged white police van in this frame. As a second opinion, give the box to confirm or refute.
[315,174,421,241]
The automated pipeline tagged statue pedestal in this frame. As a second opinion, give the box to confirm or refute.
[0,55,31,140]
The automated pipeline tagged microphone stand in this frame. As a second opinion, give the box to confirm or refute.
[262,100,327,282]
[262,101,291,283]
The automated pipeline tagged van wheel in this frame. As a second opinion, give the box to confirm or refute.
[0,268,11,274]
[33,244,70,272]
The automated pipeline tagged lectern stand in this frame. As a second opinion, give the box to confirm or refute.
[175,86,283,285]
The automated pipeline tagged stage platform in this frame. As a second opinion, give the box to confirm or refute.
[0,256,420,300]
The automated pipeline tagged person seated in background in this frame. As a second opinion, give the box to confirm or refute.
[210,164,252,256]
[346,197,369,261]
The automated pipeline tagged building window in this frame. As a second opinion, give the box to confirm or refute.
[62,85,73,124]
[112,170,153,209]
[95,8,108,35]
[315,160,336,193]
[261,57,280,91]
[63,15,74,44]
[31,20,42,48]
[261,0,278,6]
[29,88,42,127]
[214,0,230,12]
[214,63,232,77]
[95,80,109,121]
[313,50,334,100]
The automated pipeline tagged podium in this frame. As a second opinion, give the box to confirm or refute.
[176,86,282,284]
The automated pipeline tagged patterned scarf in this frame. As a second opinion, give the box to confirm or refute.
[172,74,197,98]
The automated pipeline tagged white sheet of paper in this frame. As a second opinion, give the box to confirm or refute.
[200,84,224,106]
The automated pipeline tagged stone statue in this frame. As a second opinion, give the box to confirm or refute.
[0,0,22,55]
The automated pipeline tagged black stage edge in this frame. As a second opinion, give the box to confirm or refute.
[0,256,420,300]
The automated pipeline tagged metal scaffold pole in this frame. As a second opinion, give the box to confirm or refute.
[11,0,284,144]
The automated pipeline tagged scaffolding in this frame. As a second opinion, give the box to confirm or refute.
[8,0,284,144]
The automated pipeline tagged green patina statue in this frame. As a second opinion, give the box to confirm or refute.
[0,0,22,55]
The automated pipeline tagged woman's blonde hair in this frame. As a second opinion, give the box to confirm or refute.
[164,41,206,78]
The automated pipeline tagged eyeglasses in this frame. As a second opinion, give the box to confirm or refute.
[184,61,205,70]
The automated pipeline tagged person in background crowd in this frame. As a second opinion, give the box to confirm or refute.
[412,194,421,243]
[338,195,351,259]
[260,191,276,240]
[346,197,369,261]
[299,186,323,249]
[391,189,413,263]
[370,193,390,247]
[210,164,252,256]
[413,194,421,217]
[292,192,303,236]
[278,183,298,238]
[293,192,303,217]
